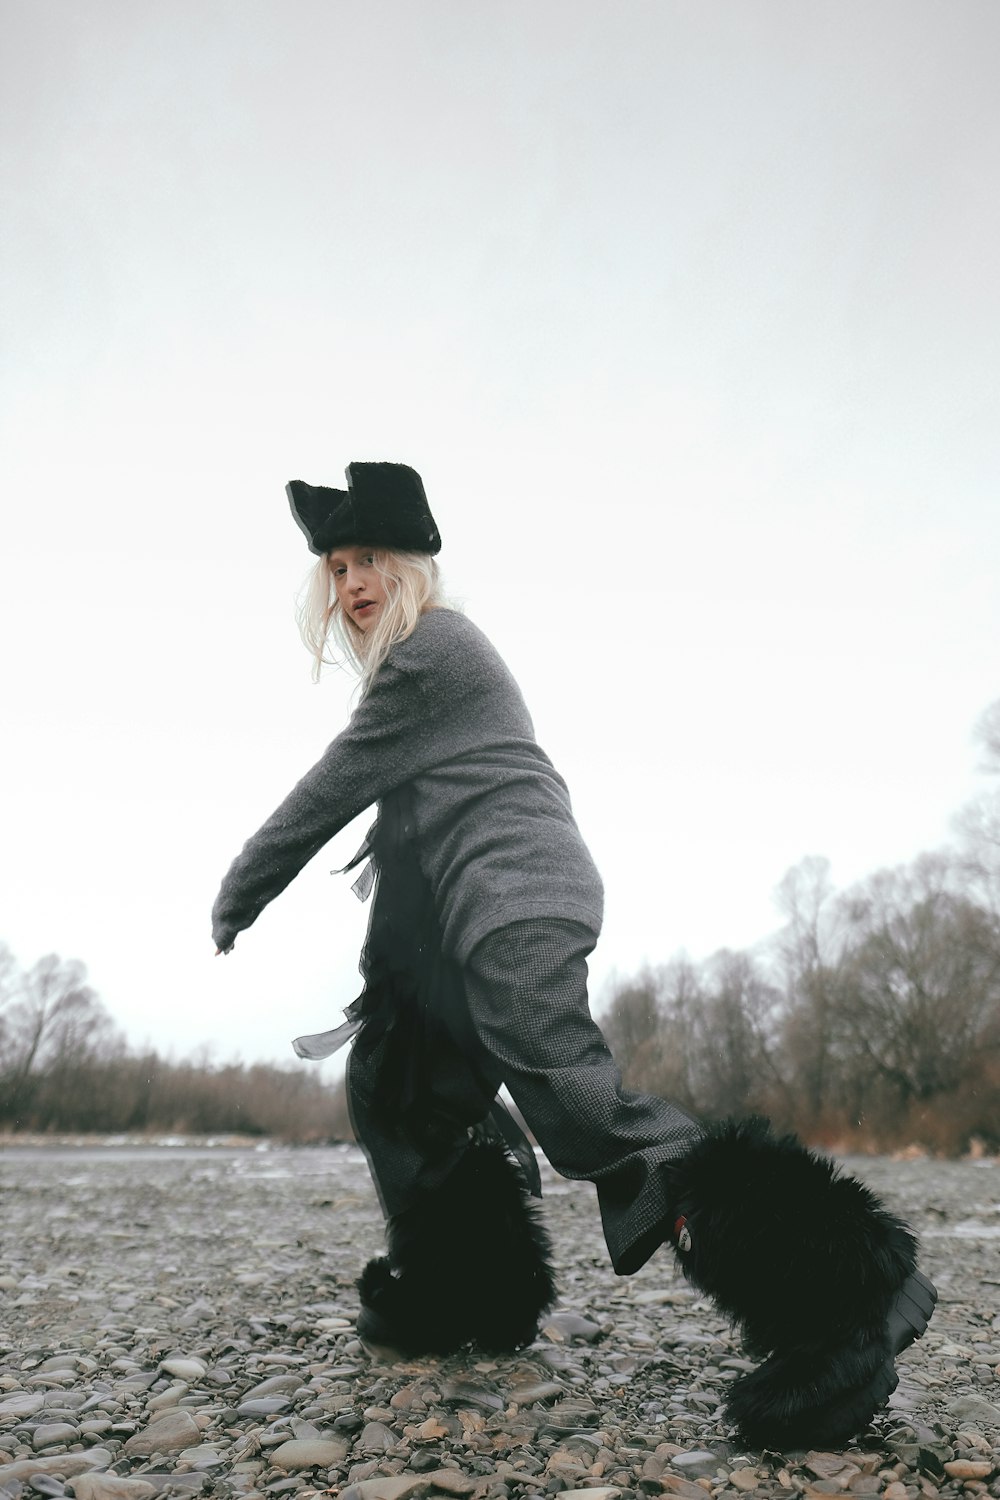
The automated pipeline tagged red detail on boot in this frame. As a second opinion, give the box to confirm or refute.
[674,1215,692,1253]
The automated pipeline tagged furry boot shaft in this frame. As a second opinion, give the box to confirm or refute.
[358,1135,556,1356]
[665,1117,935,1447]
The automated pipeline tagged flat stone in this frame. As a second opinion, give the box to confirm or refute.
[241,1376,302,1401]
[44,1393,87,1412]
[943,1460,994,1479]
[270,1437,349,1469]
[237,1398,292,1417]
[122,1408,202,1456]
[804,1454,856,1481]
[145,1386,187,1412]
[357,1422,397,1453]
[72,1478,157,1500]
[540,1312,603,1343]
[421,1475,479,1497]
[946,1395,1000,1423]
[439,1382,502,1413]
[0,1394,45,1418]
[126,1475,205,1496]
[508,1381,564,1405]
[660,1479,710,1500]
[671,1451,720,1478]
[26,1476,67,1498]
[341,1474,474,1500]
[32,1424,79,1450]
[158,1359,206,1382]
[0,1452,112,1485]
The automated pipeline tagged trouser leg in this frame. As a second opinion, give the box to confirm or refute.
[444,918,934,1446]
[463,918,702,1274]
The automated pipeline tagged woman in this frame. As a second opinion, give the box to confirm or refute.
[213,461,934,1449]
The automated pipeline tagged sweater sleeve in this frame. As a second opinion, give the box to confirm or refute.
[211,617,479,952]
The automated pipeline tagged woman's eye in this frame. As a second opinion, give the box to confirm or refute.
[362,555,374,566]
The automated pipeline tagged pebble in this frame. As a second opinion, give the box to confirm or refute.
[122,1409,202,1455]
[71,1478,158,1500]
[158,1360,205,1382]
[0,1451,112,1485]
[943,1458,994,1479]
[270,1437,350,1468]
[2,1146,999,1500]
[670,1448,719,1477]
[26,1477,66,1497]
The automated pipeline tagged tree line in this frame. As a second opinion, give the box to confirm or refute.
[3,701,998,1152]
[601,702,1000,1154]
[0,950,351,1142]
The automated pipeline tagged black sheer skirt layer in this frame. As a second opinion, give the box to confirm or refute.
[292,786,541,1194]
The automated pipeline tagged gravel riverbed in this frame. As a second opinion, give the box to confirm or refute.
[1,1144,999,1500]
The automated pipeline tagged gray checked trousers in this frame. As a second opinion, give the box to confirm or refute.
[346,918,702,1275]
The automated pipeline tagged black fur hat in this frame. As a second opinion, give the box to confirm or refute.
[286,462,441,556]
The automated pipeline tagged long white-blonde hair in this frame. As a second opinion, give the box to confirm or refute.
[297,548,445,690]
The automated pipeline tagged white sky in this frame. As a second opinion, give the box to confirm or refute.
[2,0,998,1076]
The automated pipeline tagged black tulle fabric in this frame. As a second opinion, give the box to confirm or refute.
[347,785,499,1153]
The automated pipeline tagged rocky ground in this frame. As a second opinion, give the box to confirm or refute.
[1,1144,999,1500]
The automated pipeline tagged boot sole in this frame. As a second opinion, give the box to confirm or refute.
[886,1268,937,1357]
[823,1269,938,1443]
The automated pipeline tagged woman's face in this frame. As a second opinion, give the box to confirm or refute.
[329,546,387,632]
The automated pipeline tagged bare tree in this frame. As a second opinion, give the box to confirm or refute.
[954,699,1000,913]
[773,857,851,1124]
[689,948,786,1117]
[836,854,1000,1107]
[0,953,111,1122]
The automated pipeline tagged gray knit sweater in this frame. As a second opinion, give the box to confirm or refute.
[211,608,604,961]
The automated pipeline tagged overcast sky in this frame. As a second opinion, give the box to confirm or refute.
[2,0,998,1075]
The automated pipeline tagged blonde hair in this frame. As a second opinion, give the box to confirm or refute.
[297,548,445,689]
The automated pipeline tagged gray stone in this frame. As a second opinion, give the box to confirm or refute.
[269,1437,349,1469]
[341,1475,476,1500]
[237,1398,292,1417]
[71,1479,157,1500]
[946,1395,1000,1424]
[0,1453,111,1486]
[357,1422,396,1454]
[175,1446,225,1470]
[145,1386,187,1413]
[158,1359,206,1382]
[121,1477,205,1497]
[540,1312,603,1343]
[508,1381,564,1405]
[122,1409,202,1456]
[31,1427,78,1452]
[0,1396,44,1420]
[241,1376,301,1401]
[439,1382,502,1413]
[26,1477,66,1497]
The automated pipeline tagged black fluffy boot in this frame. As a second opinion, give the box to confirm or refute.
[357,1135,556,1356]
[665,1117,937,1448]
